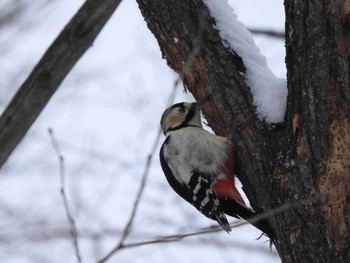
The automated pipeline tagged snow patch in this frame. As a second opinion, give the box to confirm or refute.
[203,0,287,123]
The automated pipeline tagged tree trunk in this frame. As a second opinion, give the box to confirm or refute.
[282,0,350,261]
[137,0,350,262]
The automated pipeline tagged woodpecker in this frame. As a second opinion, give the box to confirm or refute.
[159,99,274,239]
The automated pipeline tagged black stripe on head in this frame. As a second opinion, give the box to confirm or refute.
[171,102,186,109]
[160,103,185,130]
[183,102,196,125]
[166,102,197,133]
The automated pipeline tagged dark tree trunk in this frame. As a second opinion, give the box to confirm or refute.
[282,0,350,261]
[137,0,350,262]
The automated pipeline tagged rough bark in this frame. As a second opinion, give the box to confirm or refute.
[0,0,121,168]
[137,0,350,262]
[282,0,350,261]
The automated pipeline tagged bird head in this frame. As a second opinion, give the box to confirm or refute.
[160,98,208,135]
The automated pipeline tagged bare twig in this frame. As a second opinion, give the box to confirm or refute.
[48,128,82,263]
[98,193,326,253]
[247,28,285,39]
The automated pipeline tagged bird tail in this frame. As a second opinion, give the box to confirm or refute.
[220,198,275,241]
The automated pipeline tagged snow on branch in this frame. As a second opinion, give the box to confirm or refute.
[203,0,287,123]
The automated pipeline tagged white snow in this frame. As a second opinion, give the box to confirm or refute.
[203,0,287,123]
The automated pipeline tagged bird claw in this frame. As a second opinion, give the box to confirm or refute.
[257,232,274,251]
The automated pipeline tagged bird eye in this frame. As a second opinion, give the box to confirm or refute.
[178,107,185,113]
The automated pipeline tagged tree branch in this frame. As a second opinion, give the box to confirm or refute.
[247,28,285,39]
[48,128,81,263]
[98,193,325,255]
[0,0,122,168]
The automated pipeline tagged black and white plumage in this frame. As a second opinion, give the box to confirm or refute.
[159,100,275,239]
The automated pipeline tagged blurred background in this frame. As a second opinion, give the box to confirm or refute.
[0,0,285,262]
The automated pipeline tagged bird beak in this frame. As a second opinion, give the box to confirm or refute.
[194,94,210,111]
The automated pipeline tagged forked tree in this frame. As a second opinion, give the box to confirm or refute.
[137,0,350,262]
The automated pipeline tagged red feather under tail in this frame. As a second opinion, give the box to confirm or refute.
[214,149,245,205]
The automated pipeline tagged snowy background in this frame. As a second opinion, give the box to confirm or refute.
[0,0,285,262]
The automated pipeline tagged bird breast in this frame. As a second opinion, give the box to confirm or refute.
[166,127,230,178]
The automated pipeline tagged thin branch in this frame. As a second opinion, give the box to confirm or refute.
[48,128,82,263]
[99,193,326,252]
[247,28,285,39]
[0,0,122,168]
